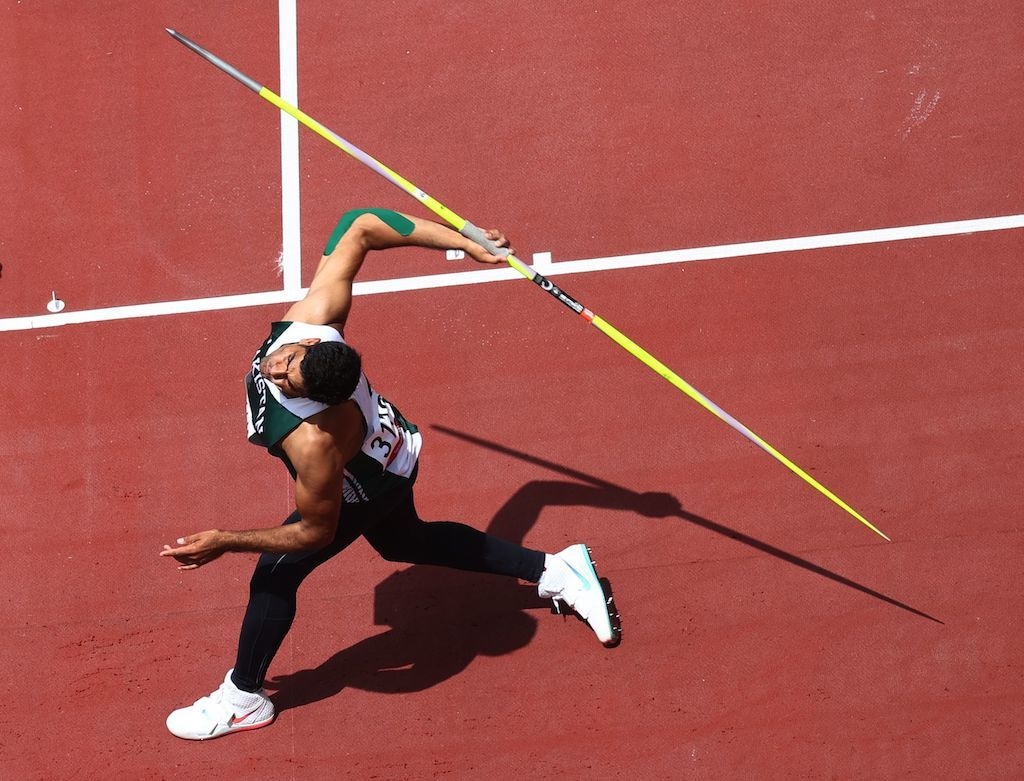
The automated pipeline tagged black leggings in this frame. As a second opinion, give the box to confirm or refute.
[232,484,547,691]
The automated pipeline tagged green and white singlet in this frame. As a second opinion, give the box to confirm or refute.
[245,321,421,503]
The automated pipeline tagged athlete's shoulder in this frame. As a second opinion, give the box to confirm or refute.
[280,403,364,468]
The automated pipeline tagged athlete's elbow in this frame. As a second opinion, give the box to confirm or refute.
[295,519,336,551]
[338,211,381,252]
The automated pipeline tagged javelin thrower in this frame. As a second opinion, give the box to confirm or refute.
[160,208,622,740]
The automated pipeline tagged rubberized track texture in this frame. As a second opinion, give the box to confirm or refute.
[2,2,1022,779]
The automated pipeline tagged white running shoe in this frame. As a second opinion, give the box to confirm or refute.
[538,544,621,647]
[166,669,275,740]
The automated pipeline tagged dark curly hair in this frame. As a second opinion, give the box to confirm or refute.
[298,341,362,405]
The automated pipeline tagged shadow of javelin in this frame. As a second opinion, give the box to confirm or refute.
[432,424,943,625]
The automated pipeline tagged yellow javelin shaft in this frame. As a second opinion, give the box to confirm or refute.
[496,250,887,540]
[590,315,890,540]
[166,28,889,542]
[259,88,468,232]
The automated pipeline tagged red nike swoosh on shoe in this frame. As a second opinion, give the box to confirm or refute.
[229,707,262,727]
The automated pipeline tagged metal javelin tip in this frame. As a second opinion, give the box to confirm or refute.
[165,27,263,93]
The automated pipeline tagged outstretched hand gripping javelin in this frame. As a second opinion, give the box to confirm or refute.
[166,28,889,542]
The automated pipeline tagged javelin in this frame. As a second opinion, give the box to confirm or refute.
[165,28,890,542]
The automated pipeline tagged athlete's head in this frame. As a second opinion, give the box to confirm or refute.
[299,341,361,404]
[259,338,361,404]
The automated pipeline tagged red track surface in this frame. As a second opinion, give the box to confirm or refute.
[3,3,1022,779]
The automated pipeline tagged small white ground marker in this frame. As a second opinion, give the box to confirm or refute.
[532,251,553,272]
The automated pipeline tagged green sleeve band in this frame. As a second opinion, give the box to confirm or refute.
[323,208,415,255]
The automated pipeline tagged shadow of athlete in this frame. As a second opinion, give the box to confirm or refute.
[433,425,941,624]
[263,478,678,712]
[265,425,939,713]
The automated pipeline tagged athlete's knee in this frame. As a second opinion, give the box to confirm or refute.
[368,537,418,564]
[248,553,306,596]
[248,559,279,592]
[365,526,424,564]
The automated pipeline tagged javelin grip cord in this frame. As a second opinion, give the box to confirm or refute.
[459,221,511,259]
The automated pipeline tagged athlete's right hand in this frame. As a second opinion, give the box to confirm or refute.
[467,228,514,264]
[159,530,226,570]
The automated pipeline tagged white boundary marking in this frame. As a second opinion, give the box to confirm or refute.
[550,213,1024,275]
[3,213,1022,333]
[278,0,301,291]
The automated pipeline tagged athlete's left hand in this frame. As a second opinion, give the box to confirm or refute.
[160,530,226,570]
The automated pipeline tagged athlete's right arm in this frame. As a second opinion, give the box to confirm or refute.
[159,424,351,568]
[283,209,512,332]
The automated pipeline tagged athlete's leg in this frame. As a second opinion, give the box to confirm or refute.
[362,488,547,582]
[167,505,376,740]
[362,487,620,648]
[231,483,423,691]
[231,507,374,692]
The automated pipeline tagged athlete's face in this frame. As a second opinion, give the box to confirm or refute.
[259,338,320,397]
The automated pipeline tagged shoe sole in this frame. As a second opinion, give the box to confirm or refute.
[598,575,623,649]
[168,713,276,741]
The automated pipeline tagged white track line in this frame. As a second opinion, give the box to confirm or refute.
[551,213,1024,275]
[3,213,1022,333]
[278,0,301,291]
